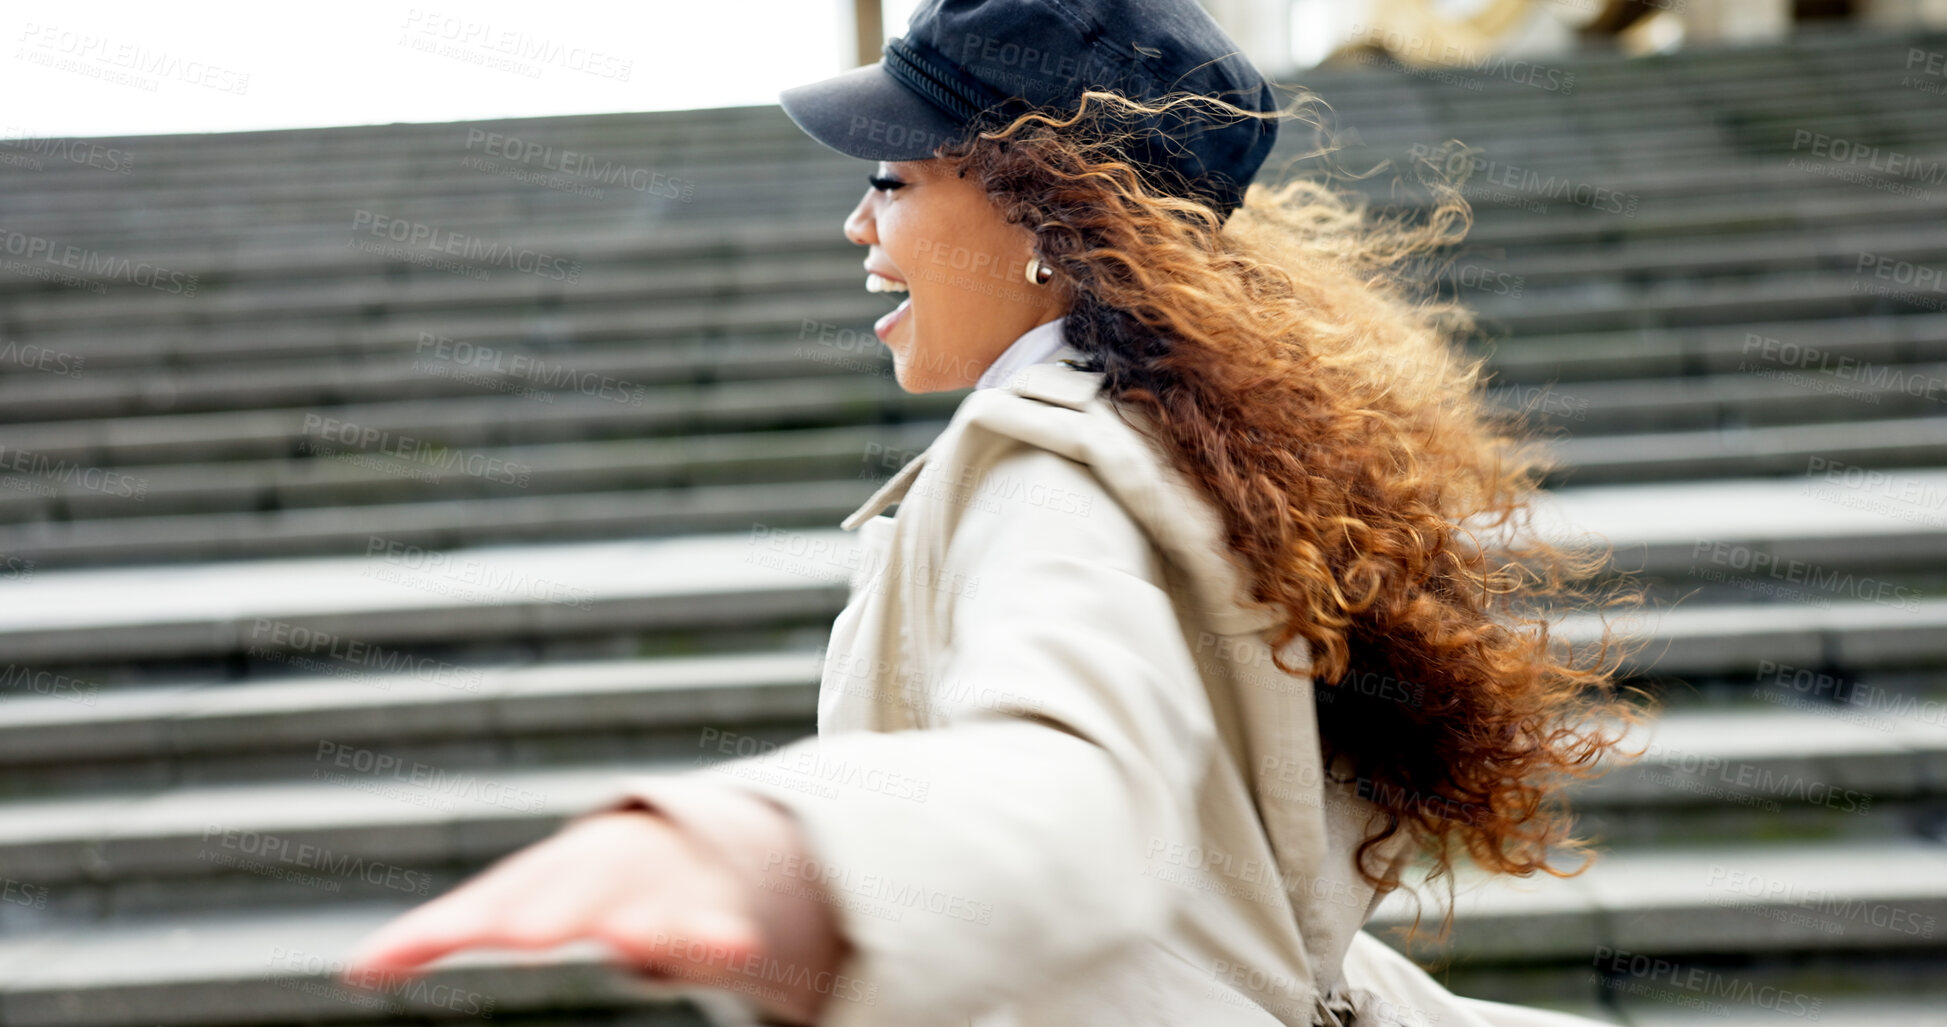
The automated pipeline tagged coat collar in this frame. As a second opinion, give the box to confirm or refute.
[840,342,1284,637]
[839,342,1091,531]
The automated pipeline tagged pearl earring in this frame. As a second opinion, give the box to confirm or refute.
[1025,256,1054,286]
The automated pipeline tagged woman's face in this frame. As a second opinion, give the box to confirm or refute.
[844,158,1068,393]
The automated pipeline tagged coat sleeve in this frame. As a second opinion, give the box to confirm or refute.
[586,442,1223,1026]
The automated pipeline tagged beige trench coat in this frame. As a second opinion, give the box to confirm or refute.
[591,341,1611,1027]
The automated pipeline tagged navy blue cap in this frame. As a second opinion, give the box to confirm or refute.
[779,0,1280,217]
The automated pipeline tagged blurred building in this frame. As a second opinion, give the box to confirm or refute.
[1191,0,1947,72]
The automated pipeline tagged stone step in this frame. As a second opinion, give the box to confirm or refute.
[1483,223,1947,293]
[0,478,883,570]
[5,373,1945,528]
[1486,312,1947,383]
[0,688,1938,901]
[9,190,1947,338]
[1574,704,1947,845]
[1527,468,1947,579]
[1499,361,1947,435]
[9,258,1938,358]
[0,295,890,372]
[0,380,947,467]
[1552,415,1947,482]
[0,903,730,1027]
[1368,838,1947,965]
[1,630,1942,828]
[9,414,1947,569]
[0,652,817,795]
[7,901,1946,1027]
[0,430,930,525]
[1470,266,1947,337]
[2,467,1944,663]
[5,156,1940,300]
[0,334,880,422]
[0,531,859,669]
[0,401,1934,555]
[6,108,1944,268]
[0,810,1939,1024]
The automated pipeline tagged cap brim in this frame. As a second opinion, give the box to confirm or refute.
[779,62,969,162]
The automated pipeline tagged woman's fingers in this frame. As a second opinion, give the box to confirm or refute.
[338,810,763,988]
[595,903,765,986]
[342,834,580,974]
[341,891,511,976]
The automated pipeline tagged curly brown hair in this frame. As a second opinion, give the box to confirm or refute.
[936,89,1658,942]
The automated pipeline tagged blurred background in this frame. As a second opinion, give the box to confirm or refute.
[2,0,1946,1024]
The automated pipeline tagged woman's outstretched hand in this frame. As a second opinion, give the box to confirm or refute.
[339,798,849,1026]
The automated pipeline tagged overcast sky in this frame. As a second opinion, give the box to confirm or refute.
[3,0,927,140]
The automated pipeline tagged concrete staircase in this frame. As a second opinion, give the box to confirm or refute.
[3,23,1946,1027]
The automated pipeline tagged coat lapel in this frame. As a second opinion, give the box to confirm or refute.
[835,342,1092,531]
[839,445,932,530]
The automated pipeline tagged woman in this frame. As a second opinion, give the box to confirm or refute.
[341,2,1648,1025]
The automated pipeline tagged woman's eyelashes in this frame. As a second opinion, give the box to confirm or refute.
[867,173,906,193]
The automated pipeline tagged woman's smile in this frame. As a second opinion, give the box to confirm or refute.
[864,263,912,342]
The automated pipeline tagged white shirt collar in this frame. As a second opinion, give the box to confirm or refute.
[975,316,1070,391]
